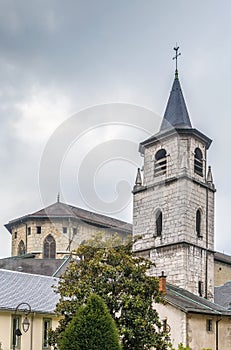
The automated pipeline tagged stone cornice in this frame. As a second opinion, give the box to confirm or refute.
[133,240,214,254]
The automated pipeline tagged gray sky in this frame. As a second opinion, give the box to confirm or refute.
[1,0,231,257]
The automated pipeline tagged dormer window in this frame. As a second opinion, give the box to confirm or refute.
[194,147,203,176]
[154,149,167,176]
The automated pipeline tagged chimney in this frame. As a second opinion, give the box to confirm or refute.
[159,271,167,293]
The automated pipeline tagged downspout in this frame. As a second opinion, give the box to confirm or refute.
[185,313,189,347]
[30,312,34,350]
[216,316,222,350]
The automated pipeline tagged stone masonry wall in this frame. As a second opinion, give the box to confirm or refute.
[11,218,127,258]
[133,132,215,298]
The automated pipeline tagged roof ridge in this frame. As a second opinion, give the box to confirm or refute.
[0,268,58,280]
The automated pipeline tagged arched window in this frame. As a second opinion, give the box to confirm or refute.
[156,209,163,236]
[194,147,203,176]
[196,209,202,237]
[18,240,26,256]
[43,234,56,259]
[154,149,167,176]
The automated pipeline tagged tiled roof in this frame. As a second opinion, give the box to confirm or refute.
[166,283,231,316]
[0,269,59,314]
[5,202,132,234]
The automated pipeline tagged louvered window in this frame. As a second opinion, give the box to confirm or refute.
[194,147,203,176]
[154,149,167,176]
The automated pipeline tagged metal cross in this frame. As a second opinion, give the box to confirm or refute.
[173,45,181,71]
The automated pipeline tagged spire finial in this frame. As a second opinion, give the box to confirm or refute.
[133,168,142,191]
[206,166,213,184]
[173,44,181,78]
[57,192,60,203]
[135,168,142,187]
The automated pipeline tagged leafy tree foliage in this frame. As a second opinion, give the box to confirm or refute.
[51,237,168,350]
[58,293,121,350]
[170,343,194,350]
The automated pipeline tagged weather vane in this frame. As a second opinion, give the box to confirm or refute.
[173,44,181,71]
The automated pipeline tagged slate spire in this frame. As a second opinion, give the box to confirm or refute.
[160,47,192,131]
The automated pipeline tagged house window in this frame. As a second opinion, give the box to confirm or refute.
[14,231,17,239]
[43,235,56,259]
[73,227,77,235]
[196,209,202,237]
[12,315,21,349]
[198,280,203,297]
[43,318,52,349]
[154,149,167,176]
[37,226,41,234]
[27,227,31,235]
[18,240,26,256]
[156,210,163,236]
[63,227,67,234]
[194,147,203,176]
[206,319,213,332]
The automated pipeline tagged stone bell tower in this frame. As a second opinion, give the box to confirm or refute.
[133,54,215,300]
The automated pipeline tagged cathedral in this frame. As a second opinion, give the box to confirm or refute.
[3,52,231,349]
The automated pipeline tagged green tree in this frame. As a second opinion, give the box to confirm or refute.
[169,343,190,350]
[58,293,121,350]
[51,238,168,350]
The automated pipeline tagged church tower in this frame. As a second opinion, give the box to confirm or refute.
[133,49,215,300]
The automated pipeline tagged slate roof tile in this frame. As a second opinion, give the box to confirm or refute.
[160,74,192,131]
[214,281,231,310]
[166,283,231,316]
[5,202,132,234]
[0,269,59,314]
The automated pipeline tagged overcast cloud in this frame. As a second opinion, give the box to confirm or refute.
[1,0,231,257]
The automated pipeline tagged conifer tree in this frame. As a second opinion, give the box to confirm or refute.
[58,293,121,350]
